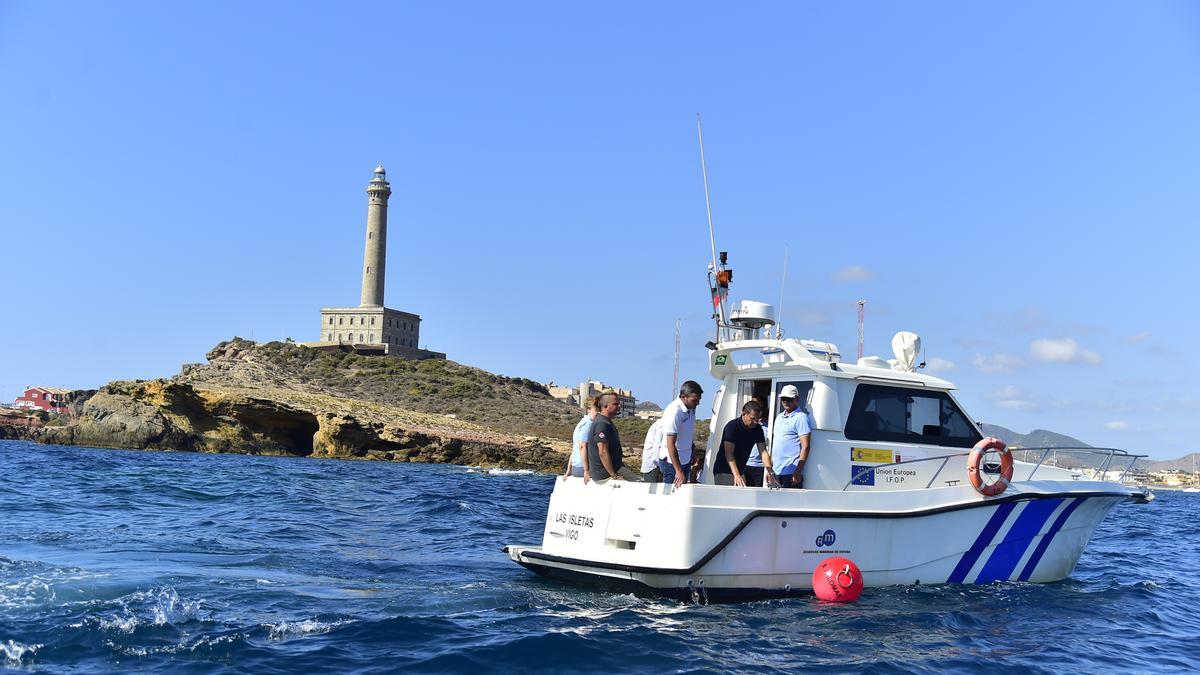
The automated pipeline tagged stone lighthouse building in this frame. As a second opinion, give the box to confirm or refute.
[310,165,443,359]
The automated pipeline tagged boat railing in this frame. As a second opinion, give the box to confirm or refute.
[1010,446,1146,482]
[841,446,1147,491]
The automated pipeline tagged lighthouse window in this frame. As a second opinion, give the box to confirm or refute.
[845,384,982,448]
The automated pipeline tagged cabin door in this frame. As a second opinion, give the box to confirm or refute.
[766,379,814,432]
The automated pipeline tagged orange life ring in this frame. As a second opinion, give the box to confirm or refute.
[967,437,1013,497]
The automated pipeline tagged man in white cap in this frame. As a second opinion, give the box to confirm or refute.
[770,384,812,489]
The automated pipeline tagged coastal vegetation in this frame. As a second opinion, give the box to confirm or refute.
[21,338,704,473]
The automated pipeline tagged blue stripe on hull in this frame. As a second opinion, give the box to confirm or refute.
[1017,497,1087,581]
[974,498,1064,583]
[946,502,1016,583]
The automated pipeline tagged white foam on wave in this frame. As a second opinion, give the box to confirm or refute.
[1,640,42,667]
[0,559,104,611]
[92,586,203,634]
[465,466,537,475]
[266,617,348,641]
[108,632,243,657]
[98,614,141,633]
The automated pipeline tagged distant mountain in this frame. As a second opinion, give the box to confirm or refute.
[980,424,1092,450]
[979,424,1198,471]
[636,401,662,412]
[1145,453,1200,472]
[980,424,1102,469]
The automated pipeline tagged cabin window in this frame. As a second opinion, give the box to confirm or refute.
[769,381,813,426]
[844,384,982,448]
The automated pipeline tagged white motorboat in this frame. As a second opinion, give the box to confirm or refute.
[505,254,1151,600]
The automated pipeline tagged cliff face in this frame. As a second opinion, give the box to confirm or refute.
[36,339,574,471]
[0,408,45,440]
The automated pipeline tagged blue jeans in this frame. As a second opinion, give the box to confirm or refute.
[654,458,693,484]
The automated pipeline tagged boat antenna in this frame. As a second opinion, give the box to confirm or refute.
[857,300,866,360]
[697,114,719,285]
[696,114,730,339]
[776,246,790,339]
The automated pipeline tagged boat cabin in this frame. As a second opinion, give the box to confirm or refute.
[701,335,990,492]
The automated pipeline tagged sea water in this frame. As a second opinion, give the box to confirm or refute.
[0,440,1196,673]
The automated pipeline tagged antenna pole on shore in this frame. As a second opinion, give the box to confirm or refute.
[672,318,681,401]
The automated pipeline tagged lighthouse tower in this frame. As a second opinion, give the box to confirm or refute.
[311,165,444,359]
[360,164,390,307]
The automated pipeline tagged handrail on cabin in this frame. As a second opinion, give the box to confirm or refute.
[841,446,1147,491]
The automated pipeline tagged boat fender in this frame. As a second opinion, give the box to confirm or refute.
[813,556,863,603]
[967,437,1014,497]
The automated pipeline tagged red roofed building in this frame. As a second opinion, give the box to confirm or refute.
[14,387,71,414]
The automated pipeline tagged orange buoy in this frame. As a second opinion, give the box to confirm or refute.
[812,556,864,603]
[968,436,1014,497]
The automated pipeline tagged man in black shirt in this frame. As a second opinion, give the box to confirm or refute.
[587,392,643,482]
[714,400,768,486]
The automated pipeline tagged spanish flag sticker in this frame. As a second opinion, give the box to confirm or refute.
[851,447,893,463]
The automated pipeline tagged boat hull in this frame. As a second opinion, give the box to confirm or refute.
[506,480,1144,599]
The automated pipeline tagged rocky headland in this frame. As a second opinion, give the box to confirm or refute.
[33,339,587,472]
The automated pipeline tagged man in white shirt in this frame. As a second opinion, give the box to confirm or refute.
[654,380,704,488]
[640,420,664,476]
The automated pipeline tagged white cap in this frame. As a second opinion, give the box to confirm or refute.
[780,385,801,399]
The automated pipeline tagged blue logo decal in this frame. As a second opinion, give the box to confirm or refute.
[815,529,836,547]
[851,465,875,486]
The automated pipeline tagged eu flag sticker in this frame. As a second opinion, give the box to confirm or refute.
[851,465,875,486]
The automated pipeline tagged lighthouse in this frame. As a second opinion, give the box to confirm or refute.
[310,165,443,360]
[360,164,390,307]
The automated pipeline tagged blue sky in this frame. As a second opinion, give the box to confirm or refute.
[2,2,1198,458]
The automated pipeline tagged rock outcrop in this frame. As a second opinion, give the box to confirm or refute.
[0,408,45,441]
[38,352,573,472]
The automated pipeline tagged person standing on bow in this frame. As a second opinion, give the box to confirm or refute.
[562,396,599,483]
[770,384,812,489]
[655,381,703,488]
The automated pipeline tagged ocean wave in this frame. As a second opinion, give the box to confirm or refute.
[465,467,537,476]
[266,617,350,641]
[86,586,204,634]
[0,640,42,667]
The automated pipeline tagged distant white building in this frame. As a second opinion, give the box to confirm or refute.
[545,379,636,418]
[545,383,579,407]
[579,380,635,418]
